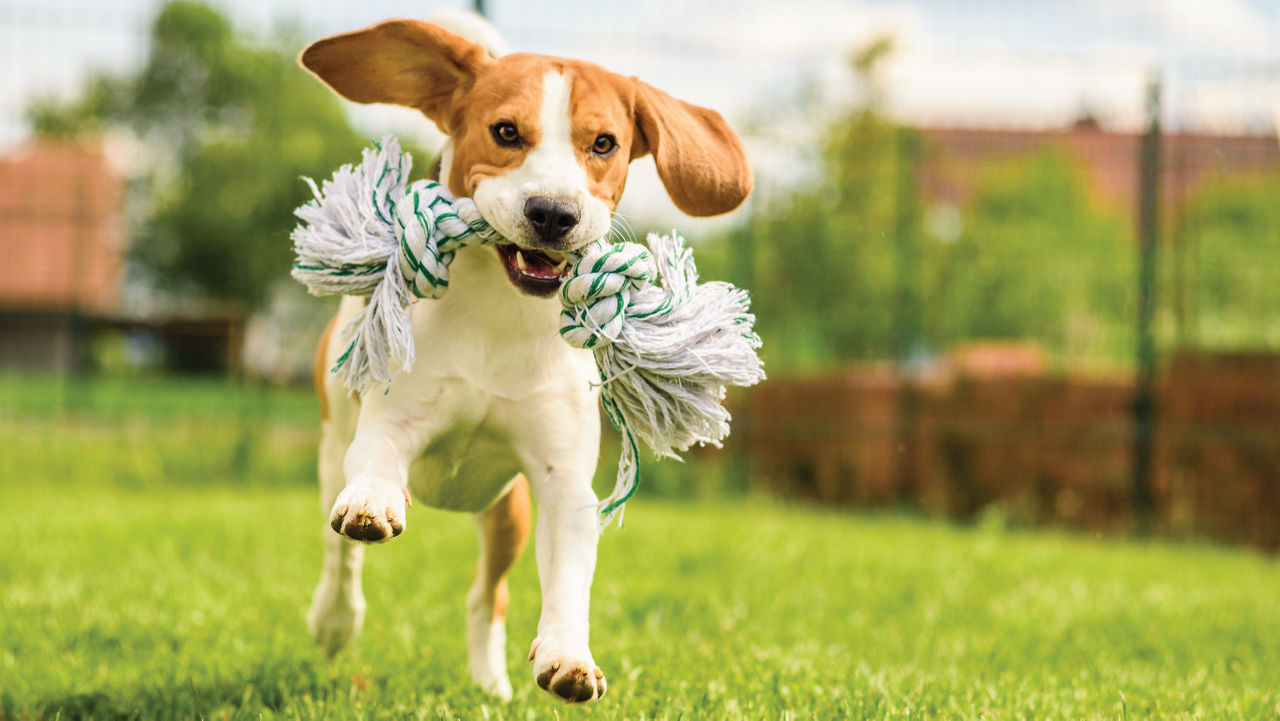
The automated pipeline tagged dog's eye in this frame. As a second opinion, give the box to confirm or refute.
[592,134,616,156]
[491,122,521,147]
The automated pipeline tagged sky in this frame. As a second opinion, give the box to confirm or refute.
[2,0,1278,226]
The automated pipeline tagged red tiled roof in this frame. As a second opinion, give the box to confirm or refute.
[0,139,124,313]
[919,125,1280,217]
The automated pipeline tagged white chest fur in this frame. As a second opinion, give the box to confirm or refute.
[326,244,598,513]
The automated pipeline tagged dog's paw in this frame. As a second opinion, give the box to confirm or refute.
[528,637,606,703]
[478,675,514,702]
[307,582,365,657]
[468,597,514,701]
[329,482,410,543]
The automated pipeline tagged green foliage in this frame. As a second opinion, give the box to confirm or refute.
[723,80,1280,374]
[921,150,1134,363]
[29,1,376,309]
[1177,173,1280,349]
[705,43,1138,373]
[27,75,131,137]
[717,94,905,370]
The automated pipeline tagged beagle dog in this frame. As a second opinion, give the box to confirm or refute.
[299,16,751,703]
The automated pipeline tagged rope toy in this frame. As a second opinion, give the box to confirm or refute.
[292,137,765,527]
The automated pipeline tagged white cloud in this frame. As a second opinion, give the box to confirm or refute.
[1141,0,1271,55]
[1088,0,1275,58]
[519,0,926,117]
[694,0,926,60]
[883,47,1152,131]
[1178,74,1280,133]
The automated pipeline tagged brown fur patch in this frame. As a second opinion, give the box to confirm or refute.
[479,474,531,622]
[314,314,339,421]
[300,21,752,217]
[492,578,510,623]
[299,20,489,132]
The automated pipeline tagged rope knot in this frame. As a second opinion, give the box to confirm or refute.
[558,242,657,350]
[291,137,499,391]
[394,184,501,301]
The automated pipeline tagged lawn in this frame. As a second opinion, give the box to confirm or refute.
[2,376,1279,719]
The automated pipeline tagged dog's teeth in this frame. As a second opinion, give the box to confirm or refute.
[554,258,569,271]
[515,250,530,273]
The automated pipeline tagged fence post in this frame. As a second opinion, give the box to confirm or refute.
[1133,74,1161,532]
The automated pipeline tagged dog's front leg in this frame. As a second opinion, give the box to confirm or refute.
[330,391,441,543]
[499,372,608,702]
[528,470,607,702]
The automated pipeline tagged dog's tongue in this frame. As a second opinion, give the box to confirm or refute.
[500,245,568,280]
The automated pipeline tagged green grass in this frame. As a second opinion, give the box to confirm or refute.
[0,374,319,492]
[0,373,318,424]
[3,487,1278,719]
[2,376,1279,718]
[0,373,724,500]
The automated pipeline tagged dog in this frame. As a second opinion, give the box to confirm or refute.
[298,14,751,703]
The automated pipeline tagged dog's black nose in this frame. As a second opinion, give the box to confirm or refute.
[524,196,580,244]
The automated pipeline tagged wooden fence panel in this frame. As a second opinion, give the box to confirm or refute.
[742,350,1280,549]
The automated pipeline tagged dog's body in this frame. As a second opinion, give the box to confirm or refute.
[300,16,750,703]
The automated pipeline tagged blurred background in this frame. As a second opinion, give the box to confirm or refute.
[2,0,1278,549]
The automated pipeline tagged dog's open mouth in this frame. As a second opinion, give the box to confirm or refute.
[496,243,572,297]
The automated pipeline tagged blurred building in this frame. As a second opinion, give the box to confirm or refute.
[0,139,124,372]
[920,121,1280,215]
[0,139,245,374]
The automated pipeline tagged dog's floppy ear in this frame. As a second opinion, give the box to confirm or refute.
[299,20,491,133]
[629,80,753,217]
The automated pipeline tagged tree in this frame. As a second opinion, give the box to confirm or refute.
[700,38,1136,372]
[920,150,1133,364]
[1177,173,1280,349]
[706,38,906,370]
[29,1,375,309]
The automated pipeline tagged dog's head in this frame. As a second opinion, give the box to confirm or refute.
[300,19,752,297]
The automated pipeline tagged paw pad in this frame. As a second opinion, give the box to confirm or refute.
[329,485,407,543]
[530,642,606,703]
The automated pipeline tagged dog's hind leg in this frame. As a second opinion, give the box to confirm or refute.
[307,412,367,656]
[467,474,531,700]
[307,313,367,656]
